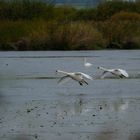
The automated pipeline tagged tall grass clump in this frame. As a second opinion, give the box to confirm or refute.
[66,22,106,50]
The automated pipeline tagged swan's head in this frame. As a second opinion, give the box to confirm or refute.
[55,70,65,75]
[56,70,59,74]
[97,66,105,70]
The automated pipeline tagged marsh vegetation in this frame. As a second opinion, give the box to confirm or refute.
[0,0,140,50]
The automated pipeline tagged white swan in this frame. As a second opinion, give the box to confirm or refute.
[98,66,129,78]
[84,57,92,67]
[56,70,93,86]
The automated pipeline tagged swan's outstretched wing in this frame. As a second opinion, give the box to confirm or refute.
[57,76,71,85]
[79,72,93,80]
[100,71,109,79]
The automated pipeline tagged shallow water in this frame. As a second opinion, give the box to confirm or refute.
[0,50,140,140]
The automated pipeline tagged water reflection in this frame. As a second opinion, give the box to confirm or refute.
[0,79,6,107]
[129,132,140,140]
[14,134,32,140]
[55,96,85,119]
[54,95,130,121]
[95,124,117,140]
[99,98,129,112]
[74,98,84,114]
[0,92,5,108]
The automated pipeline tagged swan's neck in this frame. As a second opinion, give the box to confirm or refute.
[57,70,69,75]
[98,66,109,71]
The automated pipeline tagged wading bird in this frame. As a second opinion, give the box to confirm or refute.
[84,57,92,67]
[56,70,93,86]
[97,66,129,79]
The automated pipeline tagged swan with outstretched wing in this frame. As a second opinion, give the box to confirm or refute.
[98,66,129,79]
[56,70,93,85]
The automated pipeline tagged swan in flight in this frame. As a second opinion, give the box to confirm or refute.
[56,70,93,86]
[98,66,129,79]
[84,57,92,67]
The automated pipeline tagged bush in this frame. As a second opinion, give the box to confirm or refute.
[95,1,140,21]
[0,20,31,42]
[0,0,54,20]
[0,1,140,50]
[66,22,106,50]
[96,11,140,49]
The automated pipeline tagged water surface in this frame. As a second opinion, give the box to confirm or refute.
[0,50,140,140]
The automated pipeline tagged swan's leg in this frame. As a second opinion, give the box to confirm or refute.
[100,71,107,79]
[84,80,88,85]
[79,82,83,86]
[119,74,124,78]
[81,79,88,85]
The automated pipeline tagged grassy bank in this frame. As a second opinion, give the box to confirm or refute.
[0,0,140,50]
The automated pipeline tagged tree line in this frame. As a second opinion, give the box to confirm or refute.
[0,0,140,50]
